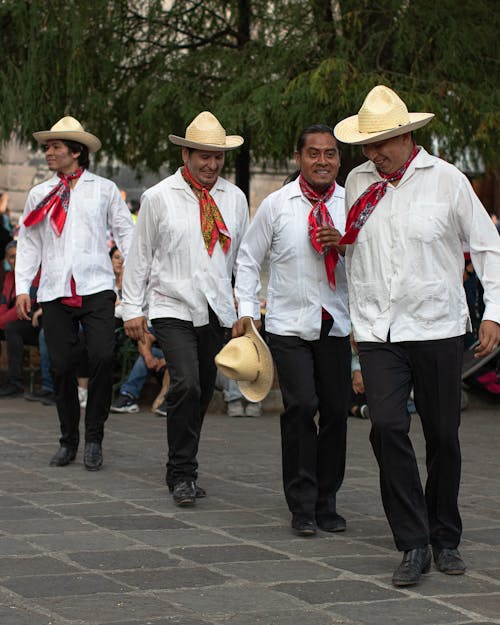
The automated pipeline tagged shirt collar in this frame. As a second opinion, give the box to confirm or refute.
[287,176,343,201]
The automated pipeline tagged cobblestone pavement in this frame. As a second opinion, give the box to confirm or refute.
[0,392,499,625]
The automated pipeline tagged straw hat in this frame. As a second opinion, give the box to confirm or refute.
[215,318,273,403]
[334,85,434,145]
[33,116,101,152]
[169,111,244,151]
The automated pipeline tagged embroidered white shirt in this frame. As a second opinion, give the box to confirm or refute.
[16,170,134,302]
[121,168,249,327]
[235,178,350,341]
[344,147,500,342]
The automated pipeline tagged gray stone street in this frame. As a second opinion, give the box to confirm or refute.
[0,391,499,625]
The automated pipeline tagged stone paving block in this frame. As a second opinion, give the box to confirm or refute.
[67,548,179,571]
[160,584,305,618]
[0,505,59,521]
[212,609,353,625]
[328,597,469,625]
[0,495,26,507]
[464,528,500,547]
[1,572,127,597]
[444,593,500,619]
[221,524,298,542]
[264,537,390,559]
[86,514,192,531]
[0,605,57,625]
[217,559,340,583]
[26,491,112,505]
[124,529,242,549]
[109,567,227,590]
[321,555,399,576]
[171,544,289,564]
[99,618,214,625]
[0,536,41,556]
[0,555,80,577]
[411,572,500,596]
[274,579,404,605]
[36,592,178,622]
[43,501,150,518]
[176,509,275,527]
[26,530,138,552]
[0,517,93,535]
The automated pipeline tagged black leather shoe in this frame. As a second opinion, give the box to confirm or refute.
[49,446,77,467]
[168,482,206,498]
[432,547,466,575]
[392,547,431,587]
[291,516,317,536]
[83,442,103,471]
[172,480,196,506]
[317,513,347,533]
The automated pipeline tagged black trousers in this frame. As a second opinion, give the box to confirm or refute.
[267,324,351,521]
[358,336,464,552]
[3,319,40,386]
[42,291,116,450]
[152,308,224,488]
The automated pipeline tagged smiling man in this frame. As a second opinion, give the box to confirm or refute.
[121,111,249,507]
[334,85,500,586]
[15,116,134,471]
[234,124,351,536]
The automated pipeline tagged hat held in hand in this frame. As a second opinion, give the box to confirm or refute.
[215,318,273,403]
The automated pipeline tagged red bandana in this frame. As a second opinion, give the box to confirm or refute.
[299,174,338,290]
[182,165,231,256]
[24,168,84,236]
[340,145,420,244]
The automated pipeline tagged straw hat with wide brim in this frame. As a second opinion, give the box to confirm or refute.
[334,85,434,145]
[33,116,101,153]
[215,318,273,403]
[169,111,244,151]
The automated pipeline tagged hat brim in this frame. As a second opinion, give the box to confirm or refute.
[168,134,244,151]
[334,112,434,145]
[237,320,274,403]
[33,130,102,153]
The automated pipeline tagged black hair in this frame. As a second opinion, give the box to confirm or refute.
[109,245,118,259]
[296,124,337,154]
[62,140,90,169]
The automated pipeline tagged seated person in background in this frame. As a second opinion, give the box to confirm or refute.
[24,319,56,405]
[0,242,40,397]
[110,327,169,416]
[110,245,124,321]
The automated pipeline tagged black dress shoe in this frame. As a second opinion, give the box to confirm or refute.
[172,480,196,506]
[291,516,318,536]
[168,483,206,498]
[83,442,103,471]
[317,513,347,533]
[49,446,77,467]
[432,547,466,575]
[392,547,431,587]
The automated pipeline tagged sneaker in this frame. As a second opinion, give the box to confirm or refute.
[110,393,140,413]
[245,401,262,417]
[78,386,88,408]
[153,398,167,417]
[227,399,245,417]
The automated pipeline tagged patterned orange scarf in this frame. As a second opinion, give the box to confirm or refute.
[182,165,231,256]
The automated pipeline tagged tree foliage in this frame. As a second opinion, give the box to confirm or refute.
[1,0,499,192]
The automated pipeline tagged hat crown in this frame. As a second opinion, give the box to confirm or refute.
[358,86,410,133]
[185,111,227,147]
[215,336,260,382]
[49,116,86,134]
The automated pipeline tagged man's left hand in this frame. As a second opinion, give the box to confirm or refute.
[316,226,346,256]
[475,320,500,358]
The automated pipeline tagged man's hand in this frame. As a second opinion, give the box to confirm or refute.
[124,316,149,343]
[31,308,43,328]
[16,294,31,320]
[352,370,365,395]
[232,316,262,338]
[316,226,346,256]
[475,320,500,358]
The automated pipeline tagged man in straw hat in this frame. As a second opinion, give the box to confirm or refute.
[15,116,134,471]
[234,124,351,537]
[121,111,249,507]
[334,85,500,586]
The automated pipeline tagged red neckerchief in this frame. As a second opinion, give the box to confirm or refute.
[340,145,420,244]
[182,165,231,256]
[24,168,84,236]
[299,174,338,290]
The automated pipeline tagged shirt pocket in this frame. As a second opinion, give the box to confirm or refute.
[407,202,449,243]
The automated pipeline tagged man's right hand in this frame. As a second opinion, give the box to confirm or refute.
[124,316,149,343]
[16,294,31,320]
[232,316,262,338]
